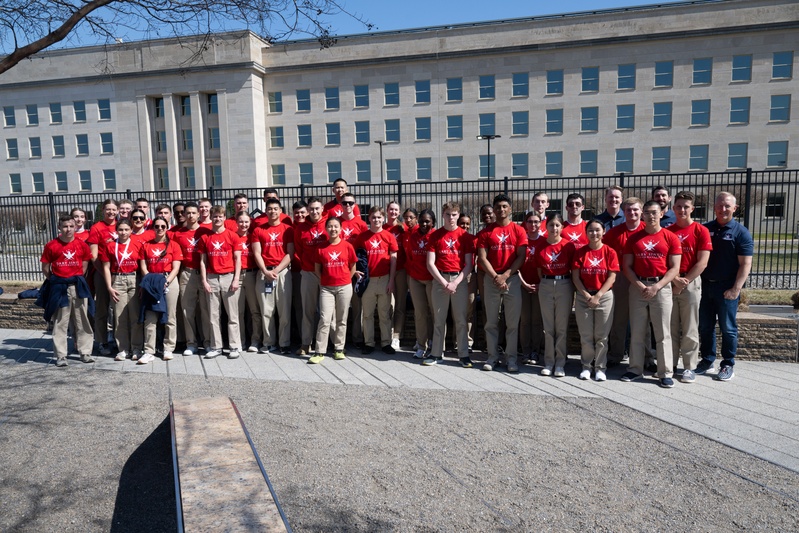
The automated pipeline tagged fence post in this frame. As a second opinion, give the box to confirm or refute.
[397,180,403,206]
[503,176,509,196]
[744,167,752,229]
[300,184,306,203]
[208,186,215,206]
[126,188,132,200]
[619,173,626,188]
[47,192,58,240]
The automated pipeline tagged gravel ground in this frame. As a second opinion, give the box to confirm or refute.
[1,364,798,532]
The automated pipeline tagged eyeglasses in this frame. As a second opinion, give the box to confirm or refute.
[154,225,168,229]
[131,216,146,221]
[341,201,355,206]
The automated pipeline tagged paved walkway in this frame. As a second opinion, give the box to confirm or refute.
[2,327,798,474]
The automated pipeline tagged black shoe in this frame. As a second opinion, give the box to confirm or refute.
[621,371,642,382]
[644,362,658,373]
[695,359,714,375]
[659,377,675,388]
[280,346,291,355]
[382,345,396,355]
[459,357,473,368]
[362,345,374,355]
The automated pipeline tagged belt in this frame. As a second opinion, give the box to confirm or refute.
[112,272,136,276]
[587,289,599,295]
[679,272,688,277]
[440,271,460,276]
[542,275,568,280]
[208,272,233,277]
[244,268,258,272]
[183,267,199,274]
[264,266,277,270]
[638,276,662,282]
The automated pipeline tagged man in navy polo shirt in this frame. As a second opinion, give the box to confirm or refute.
[696,192,754,381]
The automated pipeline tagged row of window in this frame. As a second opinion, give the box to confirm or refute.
[9,169,116,194]
[153,128,221,152]
[4,133,114,160]
[152,165,223,190]
[3,100,112,128]
[153,93,219,118]
[265,52,794,113]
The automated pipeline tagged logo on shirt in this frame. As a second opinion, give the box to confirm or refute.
[310,229,323,240]
[150,248,164,258]
[677,234,688,242]
[188,237,199,247]
[444,238,457,250]
[588,257,603,268]
[417,239,427,249]
[328,251,341,261]
[547,251,561,263]
[643,240,657,252]
[211,240,225,251]
[241,242,249,250]
[343,227,354,238]
[568,233,582,242]
[369,238,382,249]
[63,250,76,260]
[119,250,133,261]
[497,232,509,244]
[109,231,118,241]
[268,232,280,242]
[332,207,343,217]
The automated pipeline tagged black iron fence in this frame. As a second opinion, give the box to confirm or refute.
[1,168,797,288]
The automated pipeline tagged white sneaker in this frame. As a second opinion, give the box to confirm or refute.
[114,351,127,361]
[204,349,222,359]
[247,345,259,353]
[228,349,240,359]
[413,348,426,359]
[540,366,552,376]
[594,370,607,382]
[553,367,566,377]
[163,351,174,361]
[579,369,591,380]
[390,338,400,351]
[137,353,155,365]
[182,346,196,356]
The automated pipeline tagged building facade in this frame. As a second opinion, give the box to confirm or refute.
[0,0,796,195]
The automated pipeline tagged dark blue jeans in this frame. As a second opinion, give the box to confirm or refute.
[698,281,738,367]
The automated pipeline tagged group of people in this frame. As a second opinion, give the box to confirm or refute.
[40,180,753,386]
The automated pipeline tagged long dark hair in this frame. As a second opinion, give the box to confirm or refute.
[152,216,171,259]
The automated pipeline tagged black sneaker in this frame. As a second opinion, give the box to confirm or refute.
[280,346,291,355]
[621,371,642,382]
[659,377,675,388]
[459,357,473,368]
[361,345,374,355]
[382,345,396,355]
[644,362,658,374]
[695,359,714,375]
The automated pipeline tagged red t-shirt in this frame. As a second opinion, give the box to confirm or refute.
[294,218,329,272]
[603,221,644,258]
[572,245,620,291]
[623,229,683,278]
[236,233,254,270]
[535,239,576,277]
[140,240,184,274]
[315,240,357,286]
[252,213,292,230]
[667,222,712,273]
[41,237,92,278]
[86,220,118,248]
[354,229,398,278]
[426,227,475,273]
[250,223,294,267]
[99,239,143,274]
[340,217,368,244]
[174,226,213,270]
[520,235,547,284]
[385,224,407,270]
[198,229,242,274]
[404,227,434,281]
[476,222,528,273]
[323,199,360,219]
[129,229,155,245]
[74,229,90,242]
[561,220,588,250]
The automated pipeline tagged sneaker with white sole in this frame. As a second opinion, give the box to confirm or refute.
[715,365,734,381]
[594,370,607,382]
[579,369,591,380]
[228,350,240,359]
[695,359,714,375]
[422,357,438,366]
[390,338,401,351]
[204,349,222,359]
[80,354,95,363]
[137,353,156,365]
[553,367,565,377]
[114,351,127,361]
[163,351,174,361]
[413,348,426,359]
[182,346,196,356]
[680,369,696,383]
[56,358,68,367]
[247,345,259,353]
[540,366,553,376]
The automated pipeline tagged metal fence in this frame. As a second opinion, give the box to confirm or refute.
[1,168,797,288]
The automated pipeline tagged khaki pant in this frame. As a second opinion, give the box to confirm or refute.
[519,288,544,356]
[300,270,320,347]
[361,275,392,347]
[408,277,433,349]
[111,274,143,354]
[629,281,673,378]
[292,270,303,341]
[608,274,630,363]
[52,284,93,359]
[143,276,179,354]
[391,270,408,342]
[257,269,292,348]
[315,284,353,353]
[93,269,111,345]
[179,269,203,349]
[240,270,263,348]
[574,290,614,371]
[671,277,702,371]
[539,278,574,369]
[431,273,470,359]
[483,275,522,365]
[206,273,242,350]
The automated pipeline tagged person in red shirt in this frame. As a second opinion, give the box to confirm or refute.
[252,188,292,229]
[224,193,252,232]
[477,194,527,372]
[457,213,478,354]
[571,220,620,381]
[309,217,357,364]
[41,215,94,366]
[535,214,576,377]
[355,206,398,355]
[323,178,361,219]
[294,197,328,355]
[518,211,546,365]
[622,200,682,388]
[197,198,213,228]
[235,211,263,353]
[338,193,368,347]
[561,192,588,250]
[405,209,434,359]
[87,198,118,355]
[668,191,712,383]
[290,200,307,344]
[71,208,89,242]
[425,202,474,367]
[129,209,155,244]
[100,218,143,362]
[529,192,549,237]
[135,197,153,229]
[174,202,212,356]
[385,201,408,351]
[139,216,183,362]
[250,198,294,354]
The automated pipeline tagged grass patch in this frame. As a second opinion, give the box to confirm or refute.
[745,289,795,306]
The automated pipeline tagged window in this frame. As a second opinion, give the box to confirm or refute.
[447,156,463,179]
[386,159,401,181]
[180,96,191,116]
[327,161,342,182]
[653,102,673,128]
[98,99,111,120]
[545,151,563,176]
[354,85,369,108]
[770,94,791,122]
[479,75,495,99]
[581,107,599,132]
[32,172,44,193]
[76,134,89,155]
[767,141,789,168]
[157,167,169,189]
[479,113,495,136]
[296,89,311,112]
[446,78,462,102]
[415,80,431,104]
[416,157,432,180]
[652,146,671,172]
[773,51,794,79]
[546,109,564,134]
[547,70,564,95]
[55,171,68,192]
[512,111,529,136]
[209,165,223,188]
[615,148,634,174]
[689,145,709,171]
[183,166,195,189]
[730,97,750,124]
[354,121,370,144]
[268,92,282,113]
[384,82,400,106]
[271,164,285,185]
[100,132,113,154]
[52,135,65,157]
[103,169,116,190]
[447,115,463,140]
[182,129,193,150]
[415,117,431,141]
[385,119,400,142]
[73,101,86,122]
[765,194,786,218]
[299,163,314,184]
[479,155,496,179]
[512,72,529,97]
[691,99,711,126]
[654,61,673,88]
[208,127,220,149]
[511,153,528,177]
[9,173,22,194]
[3,106,15,127]
[616,104,635,130]
[49,103,62,124]
[578,150,597,175]
[732,55,752,82]
[155,130,167,152]
[727,143,748,169]
[582,67,599,92]
[269,127,284,148]
[79,170,92,191]
[297,124,312,147]
[325,87,339,110]
[26,104,38,126]
[29,137,41,158]
[207,93,218,114]
[618,64,636,90]
[325,123,341,146]
[154,98,164,118]
[6,138,18,159]
[693,58,713,85]
[356,160,371,183]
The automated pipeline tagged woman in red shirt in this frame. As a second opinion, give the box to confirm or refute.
[572,219,619,381]
[519,212,546,365]
[71,208,90,242]
[236,211,263,353]
[385,201,408,351]
[404,209,435,359]
[129,209,155,244]
[535,214,576,377]
[310,217,357,364]
[139,216,183,363]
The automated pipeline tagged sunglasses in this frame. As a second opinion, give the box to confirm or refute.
[131,216,146,221]
[341,201,355,206]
